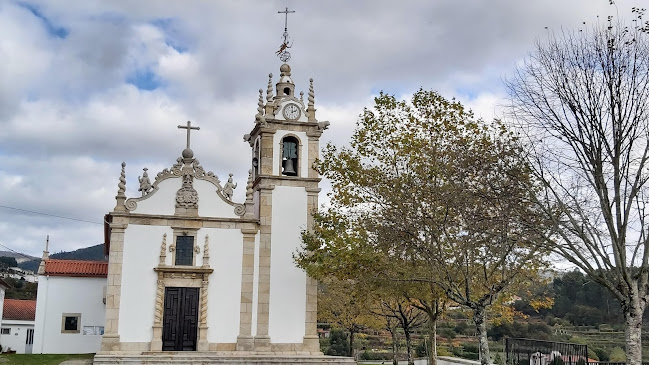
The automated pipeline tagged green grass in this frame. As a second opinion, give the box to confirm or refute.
[0,353,94,365]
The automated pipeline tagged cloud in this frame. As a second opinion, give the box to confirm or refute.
[1,0,647,257]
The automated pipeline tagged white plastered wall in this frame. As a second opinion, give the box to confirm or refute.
[268,185,307,343]
[272,130,309,178]
[0,286,5,328]
[132,178,180,215]
[120,225,171,342]
[195,180,239,218]
[32,276,106,354]
[204,228,243,343]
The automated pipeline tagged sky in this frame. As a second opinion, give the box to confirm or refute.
[0,0,645,258]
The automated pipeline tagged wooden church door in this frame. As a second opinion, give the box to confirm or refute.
[162,287,199,351]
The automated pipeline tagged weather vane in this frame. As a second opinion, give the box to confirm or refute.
[276,7,295,62]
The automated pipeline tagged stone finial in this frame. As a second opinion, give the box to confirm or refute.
[202,235,210,268]
[266,73,274,102]
[158,233,167,266]
[307,78,316,122]
[308,78,315,107]
[117,162,126,195]
[223,173,237,201]
[114,162,127,211]
[245,169,254,203]
[37,235,49,275]
[300,91,304,103]
[244,169,255,219]
[255,89,267,127]
[280,63,291,77]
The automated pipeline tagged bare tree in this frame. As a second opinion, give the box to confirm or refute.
[373,297,427,365]
[506,11,649,365]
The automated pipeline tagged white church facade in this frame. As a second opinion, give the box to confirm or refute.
[91,63,354,364]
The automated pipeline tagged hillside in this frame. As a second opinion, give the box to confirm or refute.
[0,251,38,264]
[16,244,106,272]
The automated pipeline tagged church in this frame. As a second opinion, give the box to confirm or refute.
[89,58,354,364]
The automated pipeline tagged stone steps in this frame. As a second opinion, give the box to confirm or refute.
[93,353,357,365]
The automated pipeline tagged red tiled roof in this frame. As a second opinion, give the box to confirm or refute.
[44,259,108,277]
[3,299,36,321]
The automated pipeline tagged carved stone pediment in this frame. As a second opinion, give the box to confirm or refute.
[124,153,246,217]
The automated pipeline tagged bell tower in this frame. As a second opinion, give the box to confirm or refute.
[238,8,331,354]
[241,62,329,352]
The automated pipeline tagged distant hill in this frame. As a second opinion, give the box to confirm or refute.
[0,251,38,264]
[17,244,106,273]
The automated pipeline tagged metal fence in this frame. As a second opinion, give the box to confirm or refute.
[505,338,589,365]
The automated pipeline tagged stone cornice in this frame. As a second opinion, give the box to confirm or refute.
[153,266,214,275]
[109,212,259,225]
[253,175,321,185]
[248,120,322,137]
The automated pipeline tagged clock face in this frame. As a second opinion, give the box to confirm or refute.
[283,103,301,120]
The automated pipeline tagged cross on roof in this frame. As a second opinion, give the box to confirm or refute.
[178,121,200,149]
[278,7,295,33]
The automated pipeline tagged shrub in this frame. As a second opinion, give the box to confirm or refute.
[454,321,470,335]
[440,328,457,339]
[326,329,349,356]
[594,348,610,362]
[437,346,452,356]
[415,341,428,358]
[494,352,505,365]
[462,343,479,353]
[609,347,626,362]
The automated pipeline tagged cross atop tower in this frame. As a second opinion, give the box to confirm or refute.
[278,7,295,33]
[178,121,200,150]
[276,7,295,62]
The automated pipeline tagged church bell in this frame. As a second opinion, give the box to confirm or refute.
[282,158,297,176]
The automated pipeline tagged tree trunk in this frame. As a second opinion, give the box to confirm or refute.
[624,296,644,365]
[405,328,414,365]
[349,329,355,358]
[473,306,490,365]
[391,329,399,365]
[428,314,438,365]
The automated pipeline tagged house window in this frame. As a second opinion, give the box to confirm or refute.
[175,235,194,266]
[281,136,299,176]
[1,328,10,335]
[61,313,81,333]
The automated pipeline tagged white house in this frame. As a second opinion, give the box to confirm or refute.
[0,278,9,325]
[32,259,107,354]
[1,299,35,354]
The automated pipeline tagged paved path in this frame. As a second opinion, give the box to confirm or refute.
[58,360,93,365]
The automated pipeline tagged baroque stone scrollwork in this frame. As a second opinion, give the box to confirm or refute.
[176,173,199,209]
[234,204,246,216]
[125,151,247,212]
[154,278,164,325]
[200,279,208,325]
